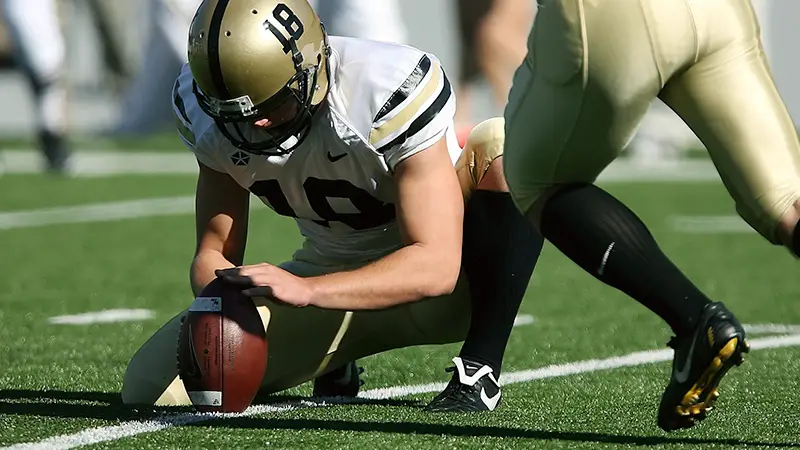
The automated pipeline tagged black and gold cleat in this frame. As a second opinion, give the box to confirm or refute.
[658,302,749,432]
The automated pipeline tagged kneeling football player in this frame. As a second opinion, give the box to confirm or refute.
[121,0,543,412]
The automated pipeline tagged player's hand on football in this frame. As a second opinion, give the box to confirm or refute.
[215,263,312,307]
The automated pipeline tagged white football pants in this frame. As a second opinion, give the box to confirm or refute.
[1,0,67,134]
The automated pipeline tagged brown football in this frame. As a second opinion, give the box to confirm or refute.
[177,278,268,413]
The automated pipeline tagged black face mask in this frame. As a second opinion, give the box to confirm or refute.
[194,33,331,156]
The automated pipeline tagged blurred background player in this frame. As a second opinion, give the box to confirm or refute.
[112,0,201,135]
[626,100,700,165]
[113,0,407,135]
[311,0,407,44]
[1,0,71,173]
[454,0,533,143]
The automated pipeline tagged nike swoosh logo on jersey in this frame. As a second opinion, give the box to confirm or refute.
[673,325,703,384]
[480,387,501,411]
[327,151,347,162]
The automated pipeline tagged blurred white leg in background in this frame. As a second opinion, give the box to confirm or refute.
[1,0,70,172]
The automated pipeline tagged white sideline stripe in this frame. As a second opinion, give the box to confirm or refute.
[48,309,154,325]
[670,215,753,234]
[598,159,720,182]
[6,333,800,450]
[513,314,535,327]
[0,195,276,230]
[1,150,197,176]
[0,197,194,230]
[362,334,800,400]
[744,323,800,335]
[0,149,720,181]
[2,403,301,450]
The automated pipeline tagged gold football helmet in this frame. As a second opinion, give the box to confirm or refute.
[188,0,330,154]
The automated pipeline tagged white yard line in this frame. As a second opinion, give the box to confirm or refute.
[0,193,284,230]
[513,314,535,327]
[670,215,753,234]
[5,332,800,450]
[0,151,197,176]
[598,159,720,182]
[744,323,800,335]
[2,403,301,450]
[48,309,155,325]
[0,197,194,230]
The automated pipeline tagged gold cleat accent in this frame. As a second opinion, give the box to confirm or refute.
[679,338,740,411]
[718,338,739,360]
[704,389,721,406]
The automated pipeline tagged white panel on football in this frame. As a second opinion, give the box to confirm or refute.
[189,297,222,312]
[187,391,222,407]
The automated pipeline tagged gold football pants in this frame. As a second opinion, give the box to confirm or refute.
[504,0,800,244]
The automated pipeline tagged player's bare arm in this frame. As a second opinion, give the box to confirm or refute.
[218,136,464,309]
[190,161,250,295]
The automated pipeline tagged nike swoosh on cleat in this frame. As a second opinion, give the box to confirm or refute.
[673,325,703,384]
[480,388,501,411]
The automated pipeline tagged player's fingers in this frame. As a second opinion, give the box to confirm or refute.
[223,275,255,285]
[242,286,274,298]
[215,268,239,277]
[215,269,254,286]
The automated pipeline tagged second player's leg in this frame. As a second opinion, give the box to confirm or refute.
[658,0,800,254]
[502,0,749,431]
[503,0,705,337]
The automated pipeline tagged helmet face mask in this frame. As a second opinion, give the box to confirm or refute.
[194,45,324,154]
[188,0,331,155]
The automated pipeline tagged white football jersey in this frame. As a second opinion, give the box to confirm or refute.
[173,36,461,265]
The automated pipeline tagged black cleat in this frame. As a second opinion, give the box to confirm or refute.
[312,361,364,398]
[658,301,749,432]
[425,357,501,412]
[40,130,71,174]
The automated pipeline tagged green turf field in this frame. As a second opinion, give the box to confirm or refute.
[1,161,799,449]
